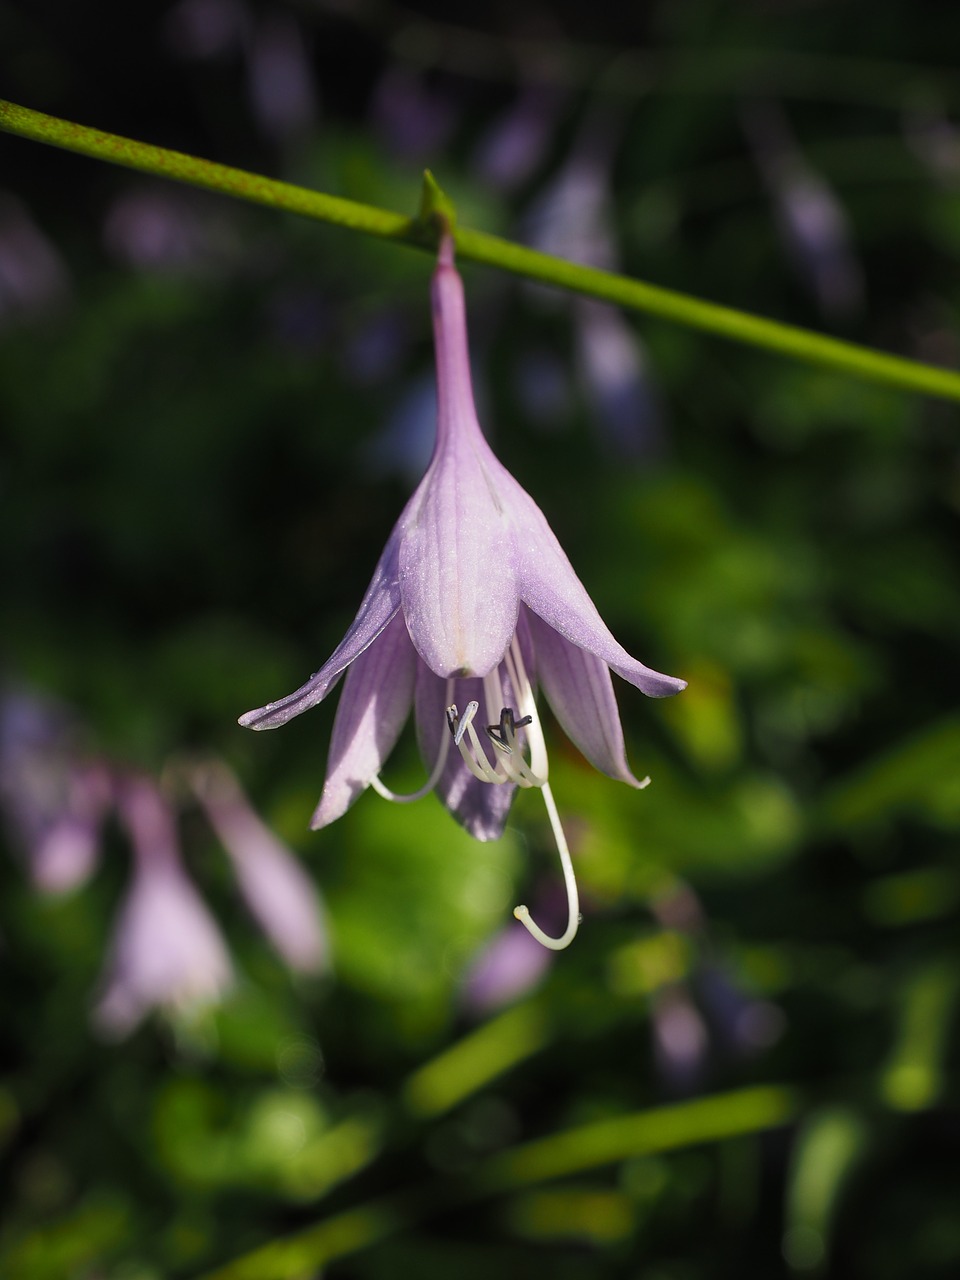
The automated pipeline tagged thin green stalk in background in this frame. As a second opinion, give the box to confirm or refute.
[2,97,959,404]
[199,1084,798,1280]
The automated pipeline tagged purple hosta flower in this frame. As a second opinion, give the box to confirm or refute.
[0,689,109,893]
[28,761,112,894]
[742,101,862,321]
[188,759,328,974]
[473,82,566,193]
[0,194,70,330]
[245,12,318,143]
[651,985,709,1094]
[524,121,664,457]
[94,775,233,1037]
[241,235,685,950]
[461,923,553,1013]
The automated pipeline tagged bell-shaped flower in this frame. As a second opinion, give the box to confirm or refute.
[93,775,234,1037]
[241,234,685,949]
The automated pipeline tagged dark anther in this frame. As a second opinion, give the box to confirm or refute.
[445,705,460,737]
[486,707,532,750]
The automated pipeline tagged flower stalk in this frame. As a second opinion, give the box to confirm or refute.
[3,97,960,402]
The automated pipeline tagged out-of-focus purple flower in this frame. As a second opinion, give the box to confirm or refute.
[461,924,553,1013]
[189,760,328,975]
[651,985,709,1094]
[742,102,863,321]
[371,68,459,161]
[103,187,239,274]
[164,0,247,60]
[575,300,664,460]
[245,12,317,142]
[904,104,960,184]
[696,963,785,1056]
[93,776,233,1037]
[0,195,70,329]
[0,690,108,893]
[525,140,615,273]
[241,235,685,949]
[524,123,665,456]
[474,83,565,192]
[28,762,112,894]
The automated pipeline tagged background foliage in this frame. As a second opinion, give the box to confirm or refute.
[2,1,959,1277]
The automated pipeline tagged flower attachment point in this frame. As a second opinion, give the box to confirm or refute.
[418,169,457,245]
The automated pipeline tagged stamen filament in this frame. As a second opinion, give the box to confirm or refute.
[438,645,581,950]
[505,637,548,779]
[463,715,510,783]
[370,677,454,803]
[513,780,580,951]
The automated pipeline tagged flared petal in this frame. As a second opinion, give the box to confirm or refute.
[239,535,403,729]
[415,664,517,841]
[525,607,644,786]
[497,467,686,698]
[311,611,417,829]
[397,247,519,679]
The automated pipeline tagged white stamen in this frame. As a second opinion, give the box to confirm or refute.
[369,677,454,803]
[462,721,505,783]
[504,636,548,779]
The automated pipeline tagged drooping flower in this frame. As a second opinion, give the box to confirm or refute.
[0,688,110,893]
[93,774,234,1037]
[240,234,685,949]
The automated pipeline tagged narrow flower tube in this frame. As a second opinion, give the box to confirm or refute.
[241,233,686,948]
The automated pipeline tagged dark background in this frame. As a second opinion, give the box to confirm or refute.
[1,2,960,1277]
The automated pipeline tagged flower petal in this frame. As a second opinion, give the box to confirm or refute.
[525,607,644,785]
[239,535,403,729]
[310,611,417,829]
[397,253,519,679]
[499,469,686,697]
[415,665,517,841]
[190,760,330,974]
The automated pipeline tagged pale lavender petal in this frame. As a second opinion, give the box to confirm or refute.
[397,246,518,679]
[310,611,417,829]
[191,761,329,973]
[496,466,686,697]
[239,535,403,729]
[32,816,102,893]
[415,665,517,842]
[525,608,644,786]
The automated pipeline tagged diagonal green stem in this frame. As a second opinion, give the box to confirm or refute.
[197,1083,798,1279]
[3,97,960,404]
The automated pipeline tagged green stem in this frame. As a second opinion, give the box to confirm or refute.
[3,98,959,404]
[198,1083,797,1279]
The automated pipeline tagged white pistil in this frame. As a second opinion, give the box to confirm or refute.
[444,639,580,951]
[513,780,580,951]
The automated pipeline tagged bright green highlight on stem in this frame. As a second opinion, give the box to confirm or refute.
[403,1003,550,1117]
[2,97,959,403]
[477,1083,798,1189]
[200,1082,798,1278]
